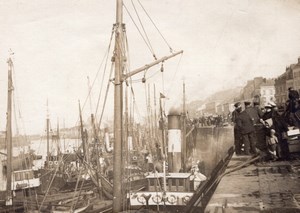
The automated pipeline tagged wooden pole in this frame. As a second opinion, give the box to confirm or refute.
[182,81,187,171]
[6,58,13,206]
[79,101,87,162]
[113,0,124,211]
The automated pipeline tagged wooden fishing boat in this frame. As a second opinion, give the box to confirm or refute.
[0,57,41,211]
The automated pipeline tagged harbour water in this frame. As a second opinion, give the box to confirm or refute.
[0,137,81,191]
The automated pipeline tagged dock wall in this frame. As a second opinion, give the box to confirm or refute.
[188,126,234,177]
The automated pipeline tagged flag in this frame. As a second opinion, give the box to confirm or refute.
[160,92,166,99]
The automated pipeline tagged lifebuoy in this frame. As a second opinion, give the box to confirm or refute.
[152,194,162,204]
[167,195,177,204]
[182,195,190,204]
[54,161,59,165]
[49,161,53,165]
[132,156,138,161]
[137,195,146,204]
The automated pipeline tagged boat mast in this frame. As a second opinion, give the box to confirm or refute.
[5,57,13,206]
[113,0,124,211]
[79,101,88,162]
[182,81,187,171]
[46,100,50,163]
[113,1,183,211]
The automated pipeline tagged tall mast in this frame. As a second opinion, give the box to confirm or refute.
[182,81,187,171]
[46,100,50,163]
[112,1,183,211]
[56,118,60,155]
[5,57,13,206]
[87,76,93,114]
[113,0,124,211]
[79,101,87,162]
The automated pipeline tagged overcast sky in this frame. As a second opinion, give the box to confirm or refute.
[0,0,300,134]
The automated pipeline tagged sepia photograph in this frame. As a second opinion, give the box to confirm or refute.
[0,0,300,212]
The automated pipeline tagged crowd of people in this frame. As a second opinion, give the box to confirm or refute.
[189,114,229,127]
[232,87,300,161]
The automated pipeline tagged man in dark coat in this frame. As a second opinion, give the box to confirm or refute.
[232,102,242,155]
[236,101,258,155]
[248,101,267,152]
[287,87,300,127]
[271,105,290,160]
[288,87,299,101]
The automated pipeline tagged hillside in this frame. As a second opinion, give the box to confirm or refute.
[187,86,243,117]
[204,87,243,103]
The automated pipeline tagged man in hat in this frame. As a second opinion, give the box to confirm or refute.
[236,102,258,155]
[288,87,299,101]
[232,102,243,155]
[262,102,276,120]
[246,101,264,125]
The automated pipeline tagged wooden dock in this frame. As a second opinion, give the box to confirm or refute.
[205,154,300,212]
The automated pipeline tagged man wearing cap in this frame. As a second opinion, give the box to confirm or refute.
[236,102,258,155]
[232,102,242,155]
[271,104,290,160]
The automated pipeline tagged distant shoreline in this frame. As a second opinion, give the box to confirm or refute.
[0,135,79,150]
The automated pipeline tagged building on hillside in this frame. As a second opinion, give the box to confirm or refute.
[292,58,300,92]
[237,77,275,107]
[259,79,276,107]
[215,102,232,116]
[274,57,300,105]
[204,102,219,115]
[223,103,231,115]
[240,77,265,101]
[286,65,294,91]
[195,105,206,117]
[216,104,223,115]
[275,72,287,104]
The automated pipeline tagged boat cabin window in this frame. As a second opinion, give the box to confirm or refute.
[13,170,34,181]
[147,173,192,192]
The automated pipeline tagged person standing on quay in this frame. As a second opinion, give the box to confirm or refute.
[236,101,258,155]
[287,87,300,127]
[246,101,266,152]
[271,105,290,160]
[232,102,243,155]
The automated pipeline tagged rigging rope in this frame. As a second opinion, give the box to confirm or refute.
[164,53,183,96]
[137,0,173,53]
[123,3,156,58]
[94,26,115,117]
[97,62,114,130]
[131,0,157,60]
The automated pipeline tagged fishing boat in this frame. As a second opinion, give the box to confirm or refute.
[128,104,207,211]
[36,116,90,194]
[0,57,40,211]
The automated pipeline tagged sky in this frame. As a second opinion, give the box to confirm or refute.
[0,0,300,135]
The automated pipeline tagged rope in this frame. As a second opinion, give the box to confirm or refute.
[130,86,142,120]
[94,26,115,116]
[97,62,114,130]
[165,53,183,95]
[131,0,157,59]
[137,0,173,52]
[38,165,60,211]
[123,3,156,58]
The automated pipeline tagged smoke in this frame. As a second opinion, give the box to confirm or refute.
[168,107,181,115]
